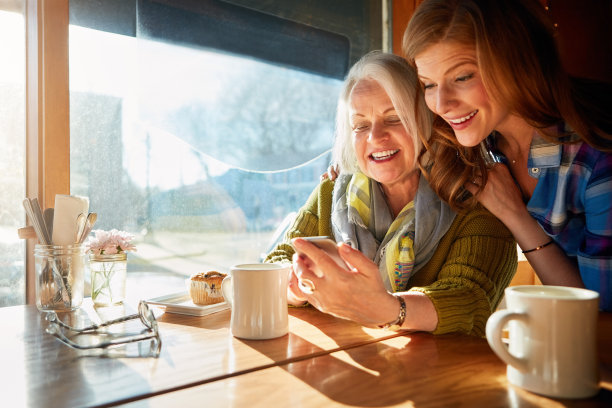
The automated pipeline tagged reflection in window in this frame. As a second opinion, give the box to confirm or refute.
[0,6,25,306]
[69,1,381,296]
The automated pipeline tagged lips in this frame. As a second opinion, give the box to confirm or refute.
[370,149,399,161]
[447,110,478,129]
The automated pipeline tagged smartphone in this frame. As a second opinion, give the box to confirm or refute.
[291,236,350,272]
[479,135,506,165]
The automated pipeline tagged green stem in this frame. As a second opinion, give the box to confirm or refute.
[93,261,116,302]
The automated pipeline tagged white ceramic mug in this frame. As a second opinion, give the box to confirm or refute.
[486,285,600,399]
[221,263,290,340]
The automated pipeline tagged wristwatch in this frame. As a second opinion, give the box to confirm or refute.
[378,294,406,331]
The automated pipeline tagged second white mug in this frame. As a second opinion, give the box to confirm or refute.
[486,285,600,399]
[222,263,290,340]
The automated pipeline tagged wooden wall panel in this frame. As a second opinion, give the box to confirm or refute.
[392,0,420,55]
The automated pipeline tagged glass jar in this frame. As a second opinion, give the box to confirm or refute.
[90,253,128,306]
[34,244,87,312]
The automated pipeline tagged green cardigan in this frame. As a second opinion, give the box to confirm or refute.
[265,179,518,337]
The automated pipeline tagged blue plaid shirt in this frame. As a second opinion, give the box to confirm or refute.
[526,134,612,311]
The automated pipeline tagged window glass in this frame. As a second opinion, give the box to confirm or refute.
[0,4,25,306]
[70,0,381,297]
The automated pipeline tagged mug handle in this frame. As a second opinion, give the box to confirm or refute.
[221,276,232,306]
[485,309,529,372]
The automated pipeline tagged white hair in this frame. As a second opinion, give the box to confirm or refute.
[332,51,432,173]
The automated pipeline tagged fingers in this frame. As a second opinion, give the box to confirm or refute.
[292,250,313,271]
[291,251,321,298]
[291,252,312,282]
[320,165,339,181]
[337,243,375,275]
[464,179,480,196]
[465,163,506,191]
[463,169,489,196]
[327,165,339,181]
[297,278,316,295]
[287,271,308,304]
[292,238,342,301]
[292,238,336,278]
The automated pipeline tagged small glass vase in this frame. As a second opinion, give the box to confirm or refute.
[90,253,127,306]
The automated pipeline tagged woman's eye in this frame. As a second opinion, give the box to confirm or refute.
[456,73,474,82]
[422,82,435,90]
[352,123,369,132]
[386,116,401,125]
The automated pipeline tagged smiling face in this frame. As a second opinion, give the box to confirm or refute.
[414,41,510,147]
[349,79,417,190]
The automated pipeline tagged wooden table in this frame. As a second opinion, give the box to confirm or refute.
[1,301,610,407]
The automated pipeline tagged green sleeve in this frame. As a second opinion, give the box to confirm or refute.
[408,207,518,337]
[264,179,335,264]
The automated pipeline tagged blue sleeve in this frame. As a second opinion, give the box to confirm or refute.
[578,149,612,311]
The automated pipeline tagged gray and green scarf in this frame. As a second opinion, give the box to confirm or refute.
[331,172,456,292]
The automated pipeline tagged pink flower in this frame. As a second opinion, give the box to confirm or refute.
[86,229,137,255]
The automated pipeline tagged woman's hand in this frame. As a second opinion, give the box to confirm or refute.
[464,163,584,287]
[287,264,309,306]
[320,165,339,182]
[464,163,529,225]
[291,238,398,327]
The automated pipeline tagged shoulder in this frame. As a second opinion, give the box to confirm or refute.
[304,178,334,204]
[560,142,612,189]
[316,178,335,209]
[319,178,335,198]
[572,142,612,169]
[301,178,335,219]
[565,139,608,160]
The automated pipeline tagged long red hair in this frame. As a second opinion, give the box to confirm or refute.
[403,0,612,211]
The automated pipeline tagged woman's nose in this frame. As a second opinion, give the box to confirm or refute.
[435,84,456,114]
[368,121,388,141]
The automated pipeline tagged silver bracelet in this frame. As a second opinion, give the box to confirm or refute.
[378,294,406,331]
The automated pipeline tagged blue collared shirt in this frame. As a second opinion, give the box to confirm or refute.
[526,134,612,311]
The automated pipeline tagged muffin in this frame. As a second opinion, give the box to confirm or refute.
[188,271,226,305]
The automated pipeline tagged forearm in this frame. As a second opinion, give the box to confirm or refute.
[504,209,584,288]
[336,290,438,332]
[471,164,581,286]
[396,292,438,332]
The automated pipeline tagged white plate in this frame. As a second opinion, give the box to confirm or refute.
[145,292,230,316]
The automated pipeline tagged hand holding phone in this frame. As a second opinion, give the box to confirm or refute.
[291,236,351,273]
[479,136,506,165]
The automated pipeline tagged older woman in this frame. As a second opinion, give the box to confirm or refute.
[403,0,612,310]
[265,51,517,336]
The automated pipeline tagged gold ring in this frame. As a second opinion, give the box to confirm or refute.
[298,278,316,295]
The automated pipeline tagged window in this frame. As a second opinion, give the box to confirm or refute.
[0,2,25,306]
[68,0,384,297]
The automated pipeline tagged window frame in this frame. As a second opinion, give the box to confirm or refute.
[25,0,70,303]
